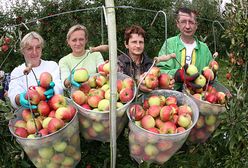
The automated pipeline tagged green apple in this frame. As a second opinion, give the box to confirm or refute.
[38,147,54,159]
[194,74,206,87]
[53,140,68,152]
[73,68,89,82]
[186,64,198,76]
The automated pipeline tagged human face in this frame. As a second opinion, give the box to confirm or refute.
[67,30,88,56]
[177,12,197,40]
[125,34,144,57]
[23,38,42,67]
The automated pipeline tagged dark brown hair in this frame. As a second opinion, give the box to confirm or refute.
[176,7,198,21]
[124,25,145,44]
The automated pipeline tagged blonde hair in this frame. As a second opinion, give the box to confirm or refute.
[20,31,44,54]
[66,24,88,41]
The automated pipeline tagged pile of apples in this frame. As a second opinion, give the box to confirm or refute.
[140,66,172,89]
[129,94,194,135]
[12,72,77,138]
[188,114,218,143]
[185,60,227,105]
[128,93,195,164]
[10,72,81,167]
[71,61,136,141]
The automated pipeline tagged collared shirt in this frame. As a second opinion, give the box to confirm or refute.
[157,34,213,90]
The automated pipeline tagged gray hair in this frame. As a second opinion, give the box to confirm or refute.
[20,31,44,54]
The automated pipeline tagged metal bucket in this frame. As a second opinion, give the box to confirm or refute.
[8,98,81,168]
[127,90,199,164]
[71,72,137,142]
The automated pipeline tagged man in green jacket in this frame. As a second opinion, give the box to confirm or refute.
[157,7,213,90]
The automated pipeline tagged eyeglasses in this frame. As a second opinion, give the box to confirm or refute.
[178,20,197,26]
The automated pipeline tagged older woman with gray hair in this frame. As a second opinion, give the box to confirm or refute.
[8,31,63,109]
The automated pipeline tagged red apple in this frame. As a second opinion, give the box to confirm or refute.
[226,72,231,80]
[216,91,226,104]
[95,75,107,87]
[81,103,91,110]
[156,140,173,151]
[47,118,65,133]
[160,106,173,121]
[129,104,145,121]
[209,60,219,72]
[141,115,155,130]
[68,105,76,118]
[149,66,160,77]
[192,93,203,100]
[4,37,11,44]
[25,88,41,105]
[203,68,214,81]
[178,104,193,117]
[158,73,171,89]
[145,73,159,89]
[88,88,105,99]
[103,61,110,74]
[195,115,205,129]
[26,118,42,134]
[14,120,27,129]
[147,127,160,134]
[205,93,217,103]
[42,117,53,129]
[1,44,9,52]
[48,110,56,117]
[22,109,32,122]
[34,86,46,101]
[87,95,102,108]
[169,104,179,115]
[117,80,123,93]
[15,127,28,138]
[79,82,91,94]
[123,77,135,89]
[97,63,105,74]
[147,105,161,118]
[48,94,67,110]
[72,90,87,105]
[39,72,53,89]
[37,101,50,116]
[55,106,72,121]
[38,128,49,136]
[176,126,186,133]
[155,118,164,129]
[160,121,177,134]
[165,96,177,105]
[119,88,134,103]
[159,95,166,106]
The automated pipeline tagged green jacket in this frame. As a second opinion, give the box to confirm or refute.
[157,34,213,90]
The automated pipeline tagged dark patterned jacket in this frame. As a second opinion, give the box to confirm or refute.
[117,52,153,81]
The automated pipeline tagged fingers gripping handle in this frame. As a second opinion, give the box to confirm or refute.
[154,53,176,64]
[23,63,32,75]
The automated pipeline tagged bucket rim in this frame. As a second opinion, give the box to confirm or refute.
[8,97,78,140]
[127,89,199,137]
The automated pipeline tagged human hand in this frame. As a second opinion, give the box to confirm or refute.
[67,70,81,88]
[90,45,109,53]
[19,92,37,109]
[174,64,202,90]
[138,73,153,93]
[154,53,176,63]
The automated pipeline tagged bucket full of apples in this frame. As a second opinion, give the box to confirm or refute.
[181,61,231,143]
[127,90,199,165]
[70,63,136,142]
[8,72,81,167]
